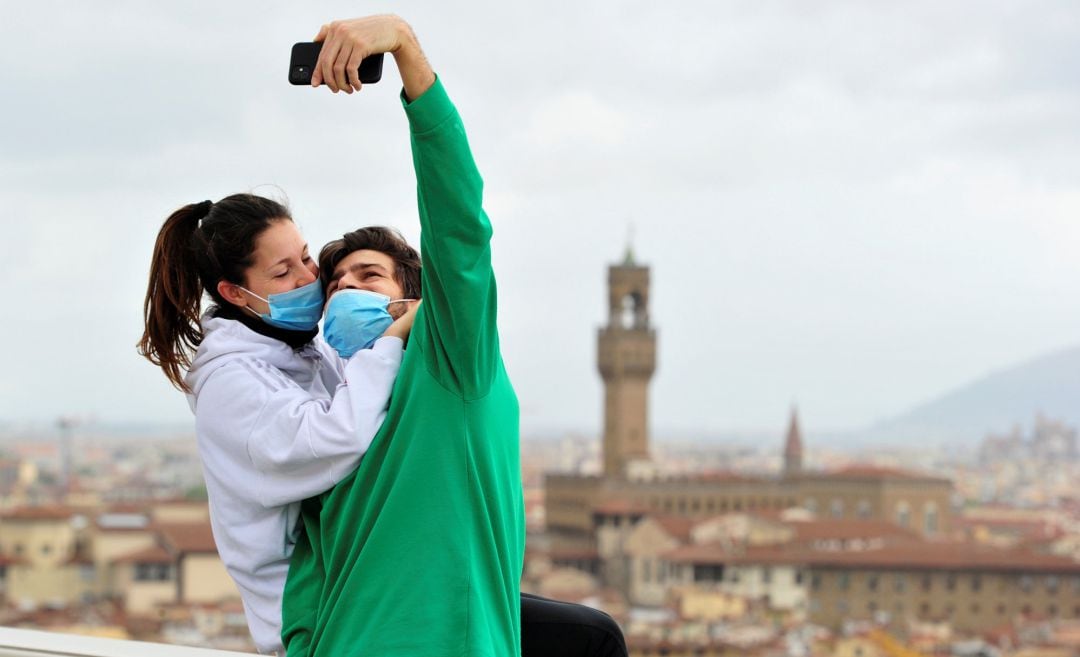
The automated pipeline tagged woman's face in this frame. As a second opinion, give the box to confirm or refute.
[231,219,317,315]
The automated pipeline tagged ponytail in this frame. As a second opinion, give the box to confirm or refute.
[137,194,291,392]
[138,201,213,391]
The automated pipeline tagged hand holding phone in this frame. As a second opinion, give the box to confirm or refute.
[289,42,384,87]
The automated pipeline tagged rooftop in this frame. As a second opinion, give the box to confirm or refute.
[0,506,78,521]
[155,522,218,554]
[664,540,1080,573]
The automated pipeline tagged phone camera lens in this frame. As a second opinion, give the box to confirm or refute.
[290,66,310,83]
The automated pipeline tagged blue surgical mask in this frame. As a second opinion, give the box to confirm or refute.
[324,289,414,359]
[239,279,324,331]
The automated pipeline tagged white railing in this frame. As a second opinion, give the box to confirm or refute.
[0,627,255,657]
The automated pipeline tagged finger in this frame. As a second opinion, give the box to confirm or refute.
[333,42,354,94]
[345,48,365,92]
[310,24,330,87]
[318,36,343,91]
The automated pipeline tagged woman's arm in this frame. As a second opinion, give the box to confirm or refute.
[196,337,403,509]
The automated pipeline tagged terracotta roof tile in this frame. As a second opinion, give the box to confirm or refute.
[114,544,173,565]
[814,465,949,483]
[0,554,28,566]
[95,524,153,534]
[664,540,1080,573]
[593,499,650,515]
[652,515,696,541]
[785,519,919,542]
[0,506,76,521]
[155,522,218,554]
[104,503,148,514]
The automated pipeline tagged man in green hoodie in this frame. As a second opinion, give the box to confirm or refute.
[281,14,626,657]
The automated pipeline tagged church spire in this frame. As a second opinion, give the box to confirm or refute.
[784,405,803,476]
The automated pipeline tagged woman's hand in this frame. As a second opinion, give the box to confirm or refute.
[311,15,435,100]
[382,300,421,342]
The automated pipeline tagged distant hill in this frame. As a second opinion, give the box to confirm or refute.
[862,345,1080,446]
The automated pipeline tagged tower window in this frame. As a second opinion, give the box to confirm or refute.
[619,293,644,329]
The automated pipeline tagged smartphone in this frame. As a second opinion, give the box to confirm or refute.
[288,43,384,86]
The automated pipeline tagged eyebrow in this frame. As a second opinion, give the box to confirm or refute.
[266,246,310,272]
[332,262,389,279]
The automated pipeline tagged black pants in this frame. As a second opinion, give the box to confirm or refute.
[521,593,628,657]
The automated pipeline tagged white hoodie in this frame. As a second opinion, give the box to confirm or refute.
[185,314,403,654]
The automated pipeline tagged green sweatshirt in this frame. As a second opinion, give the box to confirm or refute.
[281,78,524,657]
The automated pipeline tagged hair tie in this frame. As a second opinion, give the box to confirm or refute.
[192,200,213,221]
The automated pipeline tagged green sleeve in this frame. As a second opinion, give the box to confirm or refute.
[402,77,498,400]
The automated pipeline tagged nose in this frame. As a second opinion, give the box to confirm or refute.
[338,272,360,290]
[298,266,317,286]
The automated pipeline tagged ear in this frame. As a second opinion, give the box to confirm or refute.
[217,280,248,309]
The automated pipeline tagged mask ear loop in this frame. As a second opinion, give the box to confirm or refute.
[237,286,270,304]
[235,285,269,319]
[387,298,418,305]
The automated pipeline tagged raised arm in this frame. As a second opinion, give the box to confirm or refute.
[312,15,499,399]
[404,79,497,399]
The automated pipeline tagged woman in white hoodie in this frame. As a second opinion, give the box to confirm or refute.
[138,194,414,653]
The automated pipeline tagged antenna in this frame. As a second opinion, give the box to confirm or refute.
[624,221,636,265]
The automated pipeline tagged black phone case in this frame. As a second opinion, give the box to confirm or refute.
[288,43,384,85]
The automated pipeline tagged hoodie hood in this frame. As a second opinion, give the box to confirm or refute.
[185,314,331,406]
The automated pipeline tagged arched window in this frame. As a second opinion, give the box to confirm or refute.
[619,292,644,329]
[924,502,939,535]
[896,500,911,528]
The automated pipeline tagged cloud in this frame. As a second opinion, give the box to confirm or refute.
[2,1,1079,436]
[526,92,630,148]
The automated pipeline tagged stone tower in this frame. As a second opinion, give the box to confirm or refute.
[783,406,803,477]
[597,247,656,479]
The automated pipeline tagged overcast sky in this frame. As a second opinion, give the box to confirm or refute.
[1,1,1078,438]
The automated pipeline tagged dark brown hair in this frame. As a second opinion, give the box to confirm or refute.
[137,194,292,391]
[318,227,422,300]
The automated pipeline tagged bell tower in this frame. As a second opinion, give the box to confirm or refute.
[783,406,803,477]
[597,247,657,479]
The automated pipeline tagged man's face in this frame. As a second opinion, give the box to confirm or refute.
[326,249,408,318]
